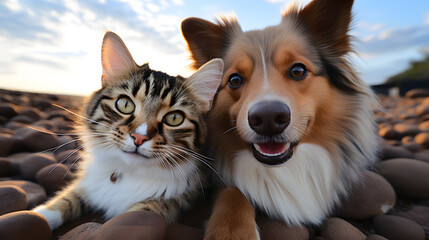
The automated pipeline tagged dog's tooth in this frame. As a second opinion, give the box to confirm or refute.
[285,142,291,149]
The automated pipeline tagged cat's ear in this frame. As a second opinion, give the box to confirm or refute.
[101,31,137,87]
[185,58,224,112]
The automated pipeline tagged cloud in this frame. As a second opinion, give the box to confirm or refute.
[359,25,429,56]
[0,0,195,95]
[426,12,429,25]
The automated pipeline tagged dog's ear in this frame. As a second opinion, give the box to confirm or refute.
[181,17,240,69]
[295,0,354,56]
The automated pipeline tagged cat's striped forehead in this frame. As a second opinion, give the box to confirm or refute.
[84,66,198,130]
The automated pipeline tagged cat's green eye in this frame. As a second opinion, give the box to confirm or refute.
[163,111,185,127]
[115,96,135,114]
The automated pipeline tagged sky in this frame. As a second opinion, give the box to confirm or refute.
[1,0,429,96]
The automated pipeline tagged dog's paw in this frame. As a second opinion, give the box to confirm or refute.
[204,225,260,240]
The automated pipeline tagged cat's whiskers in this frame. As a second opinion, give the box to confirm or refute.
[167,144,225,184]
[52,104,115,130]
[162,148,205,196]
[157,151,189,184]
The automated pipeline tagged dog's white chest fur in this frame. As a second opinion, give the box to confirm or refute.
[78,150,192,218]
[230,143,341,225]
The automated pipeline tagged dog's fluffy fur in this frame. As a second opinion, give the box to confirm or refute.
[182,0,378,237]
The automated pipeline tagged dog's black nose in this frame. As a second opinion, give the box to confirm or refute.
[248,101,291,136]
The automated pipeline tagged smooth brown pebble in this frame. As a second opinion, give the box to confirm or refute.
[16,126,60,152]
[414,150,429,163]
[56,136,79,152]
[0,185,28,215]
[0,210,52,240]
[10,115,35,124]
[36,163,74,192]
[0,157,11,176]
[0,134,17,157]
[94,211,166,240]
[373,215,425,240]
[402,142,422,152]
[378,159,429,198]
[0,103,19,119]
[365,234,388,240]
[165,223,203,240]
[394,205,429,226]
[257,215,309,240]
[55,149,81,164]
[60,222,102,240]
[20,153,57,180]
[19,108,42,121]
[393,123,420,137]
[405,89,429,99]
[418,120,429,131]
[379,145,413,160]
[0,180,47,208]
[378,126,400,140]
[338,171,395,220]
[320,217,365,240]
[414,132,429,147]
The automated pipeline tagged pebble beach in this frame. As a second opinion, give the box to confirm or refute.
[0,88,428,240]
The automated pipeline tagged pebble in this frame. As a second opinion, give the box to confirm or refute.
[414,132,429,147]
[379,145,413,160]
[0,186,28,215]
[56,136,79,153]
[337,171,395,220]
[378,158,429,198]
[20,153,57,180]
[7,152,31,175]
[33,99,52,110]
[36,163,74,192]
[0,180,47,208]
[31,120,56,131]
[320,217,365,240]
[256,216,309,240]
[0,134,17,157]
[55,149,82,165]
[59,222,102,240]
[416,105,429,116]
[405,89,429,99]
[372,215,425,240]
[16,126,60,152]
[0,158,11,177]
[365,235,388,240]
[94,211,166,240]
[164,223,204,240]
[0,210,52,240]
[402,142,422,152]
[378,126,400,140]
[414,150,429,163]
[0,103,19,119]
[393,122,420,137]
[19,108,41,121]
[418,121,429,131]
[394,205,429,227]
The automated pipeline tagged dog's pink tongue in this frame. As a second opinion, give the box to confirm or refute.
[258,142,286,154]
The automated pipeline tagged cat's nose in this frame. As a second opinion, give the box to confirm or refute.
[130,133,150,146]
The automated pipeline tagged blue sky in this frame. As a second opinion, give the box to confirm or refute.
[1,0,429,95]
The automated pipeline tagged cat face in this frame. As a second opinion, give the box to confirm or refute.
[81,32,223,167]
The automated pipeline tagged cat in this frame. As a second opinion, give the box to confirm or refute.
[33,31,223,230]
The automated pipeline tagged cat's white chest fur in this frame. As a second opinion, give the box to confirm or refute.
[77,149,194,218]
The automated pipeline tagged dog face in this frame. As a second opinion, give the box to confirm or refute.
[182,0,366,166]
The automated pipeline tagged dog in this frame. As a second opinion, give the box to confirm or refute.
[181,0,378,238]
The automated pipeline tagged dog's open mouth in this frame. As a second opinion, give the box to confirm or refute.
[251,141,299,166]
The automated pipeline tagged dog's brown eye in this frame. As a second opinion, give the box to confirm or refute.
[228,73,244,88]
[288,63,308,81]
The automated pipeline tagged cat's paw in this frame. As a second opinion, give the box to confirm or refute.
[33,206,63,230]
